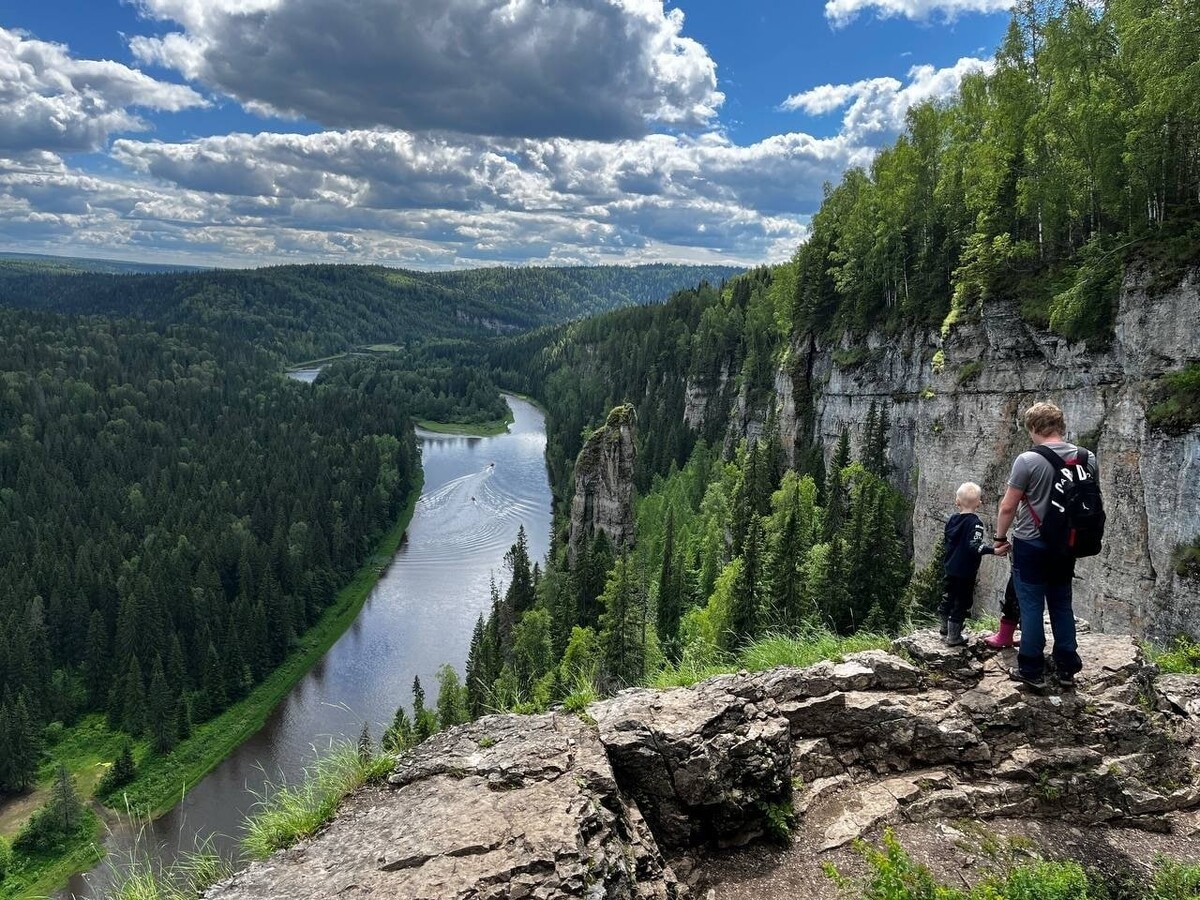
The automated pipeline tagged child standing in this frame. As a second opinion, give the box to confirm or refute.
[939,482,995,646]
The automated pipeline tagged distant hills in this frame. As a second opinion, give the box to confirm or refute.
[0,260,742,361]
[0,251,205,275]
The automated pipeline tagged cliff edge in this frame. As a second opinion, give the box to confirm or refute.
[205,631,1200,899]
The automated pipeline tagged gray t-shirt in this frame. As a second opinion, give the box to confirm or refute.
[1007,441,1099,542]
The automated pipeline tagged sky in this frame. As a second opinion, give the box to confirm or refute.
[0,0,1014,270]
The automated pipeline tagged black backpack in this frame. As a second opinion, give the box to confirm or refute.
[1029,444,1106,558]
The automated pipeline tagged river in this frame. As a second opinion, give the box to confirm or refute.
[63,394,552,898]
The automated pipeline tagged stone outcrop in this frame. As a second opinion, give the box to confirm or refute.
[206,632,1200,899]
[768,266,1200,642]
[567,404,637,563]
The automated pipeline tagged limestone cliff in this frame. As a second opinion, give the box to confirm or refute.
[205,632,1200,899]
[772,266,1200,642]
[567,403,637,563]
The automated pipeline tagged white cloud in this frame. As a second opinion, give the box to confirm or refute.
[0,27,207,155]
[781,57,992,144]
[4,121,847,267]
[824,0,1015,27]
[129,0,723,140]
[780,77,899,116]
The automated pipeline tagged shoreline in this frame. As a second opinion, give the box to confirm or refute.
[115,473,424,818]
[0,475,424,898]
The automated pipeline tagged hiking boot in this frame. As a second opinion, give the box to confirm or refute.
[1055,670,1076,689]
[1009,669,1047,691]
[944,620,967,647]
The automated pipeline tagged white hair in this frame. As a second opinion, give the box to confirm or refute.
[955,482,982,505]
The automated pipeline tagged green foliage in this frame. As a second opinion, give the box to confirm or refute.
[1148,858,1200,900]
[1174,536,1200,581]
[1047,239,1123,344]
[105,839,231,900]
[0,263,740,362]
[792,0,1200,345]
[0,835,10,882]
[0,308,423,777]
[833,348,869,368]
[758,800,796,844]
[242,742,381,859]
[1147,635,1200,675]
[649,628,891,689]
[830,830,1101,900]
[435,665,470,730]
[97,741,138,798]
[1147,365,1200,434]
[835,831,1200,900]
[956,362,984,386]
[13,767,88,856]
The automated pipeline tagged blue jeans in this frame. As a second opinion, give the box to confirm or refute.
[1012,538,1081,678]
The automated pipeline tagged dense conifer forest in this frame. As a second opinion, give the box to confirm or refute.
[0,311,423,794]
[0,263,742,362]
[0,260,734,804]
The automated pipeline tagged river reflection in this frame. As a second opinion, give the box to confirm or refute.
[63,395,551,898]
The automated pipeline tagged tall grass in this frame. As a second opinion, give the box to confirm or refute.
[107,846,231,900]
[830,830,1200,900]
[242,743,392,860]
[649,628,892,689]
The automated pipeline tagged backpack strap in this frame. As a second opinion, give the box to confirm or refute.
[1030,444,1068,472]
[1025,444,1068,530]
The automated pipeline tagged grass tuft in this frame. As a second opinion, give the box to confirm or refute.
[649,627,892,689]
[107,844,231,900]
[241,742,389,860]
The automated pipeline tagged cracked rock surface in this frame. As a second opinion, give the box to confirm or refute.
[205,713,683,900]
[205,630,1200,899]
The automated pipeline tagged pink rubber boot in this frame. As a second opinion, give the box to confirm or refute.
[984,618,1018,649]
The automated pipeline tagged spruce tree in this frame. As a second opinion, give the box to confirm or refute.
[412,676,437,741]
[120,655,147,736]
[860,402,879,470]
[464,615,487,719]
[655,509,683,663]
[504,527,536,615]
[599,554,646,688]
[831,426,851,475]
[146,657,177,753]
[382,706,414,752]
[82,611,109,706]
[112,741,136,787]
[730,516,766,647]
[50,764,83,834]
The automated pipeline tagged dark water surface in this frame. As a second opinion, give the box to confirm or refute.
[64,395,551,898]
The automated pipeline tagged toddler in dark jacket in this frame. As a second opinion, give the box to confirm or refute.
[939,482,995,646]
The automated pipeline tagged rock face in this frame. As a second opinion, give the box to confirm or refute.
[772,267,1200,641]
[568,404,638,563]
[206,632,1200,899]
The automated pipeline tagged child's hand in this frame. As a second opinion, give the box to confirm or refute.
[993,539,1011,557]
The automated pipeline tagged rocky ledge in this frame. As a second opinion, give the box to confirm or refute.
[205,631,1200,899]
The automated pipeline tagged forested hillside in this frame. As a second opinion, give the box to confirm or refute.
[0,310,427,794]
[0,256,730,805]
[792,0,1200,345]
[0,263,741,362]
